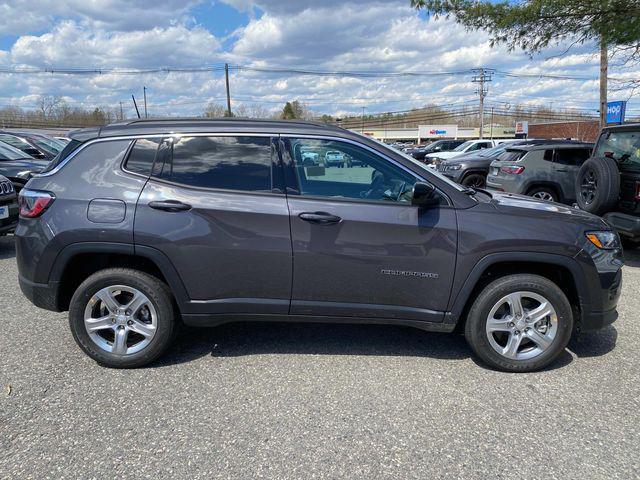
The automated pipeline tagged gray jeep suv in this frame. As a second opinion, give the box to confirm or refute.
[486,141,593,204]
[16,119,622,372]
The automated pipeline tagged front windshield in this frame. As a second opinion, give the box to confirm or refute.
[0,141,31,160]
[453,141,473,152]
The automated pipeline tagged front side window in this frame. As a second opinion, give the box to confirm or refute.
[595,130,640,173]
[159,136,273,191]
[287,138,419,203]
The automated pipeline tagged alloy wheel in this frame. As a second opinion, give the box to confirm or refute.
[83,285,157,356]
[580,169,598,205]
[532,191,555,202]
[485,291,558,361]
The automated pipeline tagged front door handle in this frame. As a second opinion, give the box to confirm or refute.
[148,200,192,212]
[299,211,342,225]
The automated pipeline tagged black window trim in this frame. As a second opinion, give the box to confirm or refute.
[279,134,453,208]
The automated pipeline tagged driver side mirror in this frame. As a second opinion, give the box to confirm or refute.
[411,182,439,207]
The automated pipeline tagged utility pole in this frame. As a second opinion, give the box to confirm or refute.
[599,37,608,128]
[131,95,141,119]
[119,101,124,121]
[143,86,148,118]
[490,106,494,139]
[225,63,232,117]
[472,68,492,139]
[361,106,366,133]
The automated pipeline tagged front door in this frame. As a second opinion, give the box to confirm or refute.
[281,137,457,323]
[134,134,292,315]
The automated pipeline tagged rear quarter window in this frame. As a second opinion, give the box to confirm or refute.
[124,138,160,175]
[39,139,83,173]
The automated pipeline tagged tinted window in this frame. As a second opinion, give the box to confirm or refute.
[554,148,591,166]
[161,136,272,191]
[0,141,30,160]
[125,138,160,175]
[40,139,83,173]
[595,130,640,173]
[287,138,420,204]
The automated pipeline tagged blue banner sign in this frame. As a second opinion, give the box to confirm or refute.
[606,101,626,124]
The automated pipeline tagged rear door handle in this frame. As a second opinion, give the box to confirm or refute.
[299,212,342,225]
[148,200,192,212]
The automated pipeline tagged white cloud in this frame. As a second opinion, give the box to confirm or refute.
[0,0,637,118]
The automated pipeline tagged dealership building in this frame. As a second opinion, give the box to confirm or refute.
[358,124,516,142]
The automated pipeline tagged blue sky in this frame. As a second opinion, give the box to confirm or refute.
[0,0,637,119]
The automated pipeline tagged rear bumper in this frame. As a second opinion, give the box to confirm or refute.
[604,212,640,239]
[18,273,61,312]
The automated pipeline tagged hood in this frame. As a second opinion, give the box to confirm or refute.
[0,158,49,172]
[488,191,609,230]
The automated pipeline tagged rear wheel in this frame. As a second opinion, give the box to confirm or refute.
[527,186,558,203]
[69,268,177,368]
[465,274,573,372]
[462,173,486,188]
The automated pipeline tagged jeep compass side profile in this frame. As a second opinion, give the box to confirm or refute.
[16,119,623,372]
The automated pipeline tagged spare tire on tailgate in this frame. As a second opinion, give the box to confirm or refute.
[575,156,620,215]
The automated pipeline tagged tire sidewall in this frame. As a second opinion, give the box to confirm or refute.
[69,270,175,368]
[465,275,573,372]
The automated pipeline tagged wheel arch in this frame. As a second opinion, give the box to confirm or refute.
[50,242,190,312]
[446,252,587,330]
[525,181,565,203]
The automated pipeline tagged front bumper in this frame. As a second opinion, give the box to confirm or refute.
[573,244,623,332]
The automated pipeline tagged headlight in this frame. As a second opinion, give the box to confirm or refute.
[447,164,462,170]
[586,231,620,250]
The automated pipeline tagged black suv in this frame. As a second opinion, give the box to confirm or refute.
[575,124,640,243]
[16,119,622,372]
[0,173,18,235]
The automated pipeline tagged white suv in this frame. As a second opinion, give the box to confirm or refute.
[425,139,499,165]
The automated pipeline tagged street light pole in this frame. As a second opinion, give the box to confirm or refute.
[143,86,148,118]
[361,106,366,133]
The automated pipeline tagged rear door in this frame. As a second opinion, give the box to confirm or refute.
[134,134,292,315]
[281,136,457,322]
[552,147,592,202]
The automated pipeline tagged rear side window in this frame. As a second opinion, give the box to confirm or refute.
[159,136,273,191]
[554,148,592,166]
[125,138,160,175]
[39,139,83,173]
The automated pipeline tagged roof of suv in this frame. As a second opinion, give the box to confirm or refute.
[505,140,593,151]
[68,118,352,142]
[602,122,640,133]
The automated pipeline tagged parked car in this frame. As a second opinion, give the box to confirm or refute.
[17,119,621,372]
[0,141,49,192]
[487,141,593,204]
[0,173,18,235]
[300,148,320,166]
[0,132,60,160]
[574,123,640,243]
[438,140,556,188]
[403,144,432,161]
[324,150,346,167]
[55,136,71,145]
[15,131,66,154]
[425,139,499,166]
[418,139,466,163]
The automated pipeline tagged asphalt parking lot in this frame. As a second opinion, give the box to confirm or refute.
[1,236,638,480]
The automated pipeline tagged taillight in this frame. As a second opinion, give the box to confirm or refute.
[19,189,55,218]
[500,165,525,174]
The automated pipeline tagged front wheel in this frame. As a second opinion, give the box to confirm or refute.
[69,268,177,368]
[528,187,558,203]
[465,274,573,372]
[462,173,486,188]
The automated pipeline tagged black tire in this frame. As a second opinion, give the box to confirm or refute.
[575,157,619,215]
[464,274,573,372]
[69,268,177,368]
[527,186,559,203]
[461,173,486,188]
